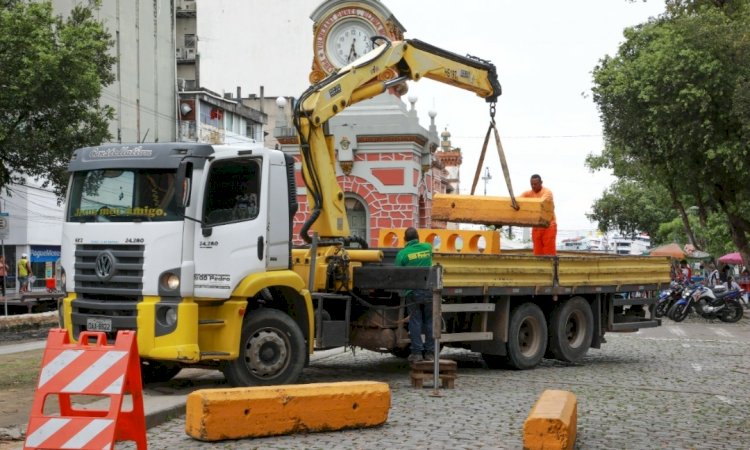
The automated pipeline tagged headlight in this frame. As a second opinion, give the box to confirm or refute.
[160,272,180,290]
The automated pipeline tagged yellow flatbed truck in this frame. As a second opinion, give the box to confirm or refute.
[58,37,668,386]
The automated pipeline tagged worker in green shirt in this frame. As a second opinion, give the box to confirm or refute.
[395,227,435,362]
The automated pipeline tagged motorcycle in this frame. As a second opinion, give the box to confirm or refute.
[654,282,686,318]
[668,284,744,323]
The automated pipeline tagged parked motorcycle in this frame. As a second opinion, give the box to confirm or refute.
[668,284,744,323]
[654,282,686,318]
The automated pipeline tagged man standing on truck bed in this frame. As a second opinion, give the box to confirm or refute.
[520,174,557,256]
[395,227,435,363]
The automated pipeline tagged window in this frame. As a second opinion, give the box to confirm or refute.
[203,158,261,225]
[66,169,180,222]
[184,34,196,48]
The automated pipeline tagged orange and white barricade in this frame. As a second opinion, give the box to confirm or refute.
[24,329,146,449]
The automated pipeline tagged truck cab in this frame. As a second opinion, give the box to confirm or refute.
[60,143,311,385]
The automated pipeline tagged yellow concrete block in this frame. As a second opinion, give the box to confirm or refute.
[379,228,502,254]
[523,389,577,450]
[432,194,553,227]
[185,381,391,441]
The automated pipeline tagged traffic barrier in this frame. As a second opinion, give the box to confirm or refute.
[185,381,390,441]
[24,329,146,450]
[523,389,577,450]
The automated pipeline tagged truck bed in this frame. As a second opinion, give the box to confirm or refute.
[367,248,671,295]
[433,250,671,296]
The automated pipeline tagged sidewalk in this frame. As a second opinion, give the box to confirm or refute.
[0,340,349,436]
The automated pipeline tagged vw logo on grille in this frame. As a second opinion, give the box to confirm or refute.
[95,251,116,281]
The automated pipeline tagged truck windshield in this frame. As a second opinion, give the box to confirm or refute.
[66,169,181,222]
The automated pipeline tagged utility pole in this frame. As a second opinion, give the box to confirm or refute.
[481,166,492,196]
[0,197,7,316]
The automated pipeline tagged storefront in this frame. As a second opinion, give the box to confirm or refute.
[30,245,60,291]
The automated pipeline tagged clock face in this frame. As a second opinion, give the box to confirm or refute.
[313,7,388,74]
[326,20,376,68]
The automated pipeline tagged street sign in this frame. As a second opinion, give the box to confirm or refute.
[0,212,8,239]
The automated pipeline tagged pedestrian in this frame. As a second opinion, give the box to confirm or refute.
[706,262,721,287]
[720,263,732,284]
[679,259,692,283]
[0,255,8,297]
[519,174,557,256]
[17,253,31,293]
[395,227,435,363]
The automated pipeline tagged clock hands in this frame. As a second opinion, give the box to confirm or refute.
[347,39,358,62]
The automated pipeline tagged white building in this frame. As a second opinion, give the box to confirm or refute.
[2,1,179,293]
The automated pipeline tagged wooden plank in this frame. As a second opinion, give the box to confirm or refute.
[432,193,553,227]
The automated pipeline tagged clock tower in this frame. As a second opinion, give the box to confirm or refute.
[277,0,456,247]
[309,0,405,83]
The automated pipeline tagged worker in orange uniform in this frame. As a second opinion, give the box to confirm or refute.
[520,174,557,256]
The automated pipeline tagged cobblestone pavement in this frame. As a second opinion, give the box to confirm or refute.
[124,317,750,449]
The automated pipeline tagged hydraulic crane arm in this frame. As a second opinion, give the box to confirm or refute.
[293,37,501,244]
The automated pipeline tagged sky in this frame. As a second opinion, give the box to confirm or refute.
[381,0,666,234]
[201,0,667,236]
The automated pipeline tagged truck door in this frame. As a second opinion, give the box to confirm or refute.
[193,157,266,298]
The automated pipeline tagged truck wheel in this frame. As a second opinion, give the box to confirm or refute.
[504,302,547,370]
[547,296,593,363]
[223,308,306,387]
[140,360,182,384]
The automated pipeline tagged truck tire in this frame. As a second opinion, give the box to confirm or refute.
[503,302,547,370]
[223,308,306,387]
[140,360,182,384]
[547,296,593,363]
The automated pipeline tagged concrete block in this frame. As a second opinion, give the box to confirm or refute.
[432,194,553,227]
[523,389,577,450]
[185,381,391,441]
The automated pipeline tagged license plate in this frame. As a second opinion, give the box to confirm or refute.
[86,318,112,332]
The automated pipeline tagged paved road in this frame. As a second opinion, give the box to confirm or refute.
[111,316,750,450]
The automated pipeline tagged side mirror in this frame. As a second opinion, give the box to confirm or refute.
[176,161,191,208]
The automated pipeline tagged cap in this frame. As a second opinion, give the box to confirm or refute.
[22,253,27,258]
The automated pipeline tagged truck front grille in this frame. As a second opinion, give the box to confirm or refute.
[74,244,144,301]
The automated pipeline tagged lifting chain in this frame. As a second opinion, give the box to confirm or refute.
[469,103,519,211]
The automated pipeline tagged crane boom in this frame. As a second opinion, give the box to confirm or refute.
[293,37,501,243]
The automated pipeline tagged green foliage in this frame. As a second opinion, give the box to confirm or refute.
[589,2,750,266]
[655,211,732,257]
[587,179,674,241]
[0,1,115,196]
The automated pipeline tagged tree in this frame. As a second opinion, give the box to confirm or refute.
[0,0,115,196]
[586,179,674,243]
[590,2,750,268]
[656,211,733,257]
